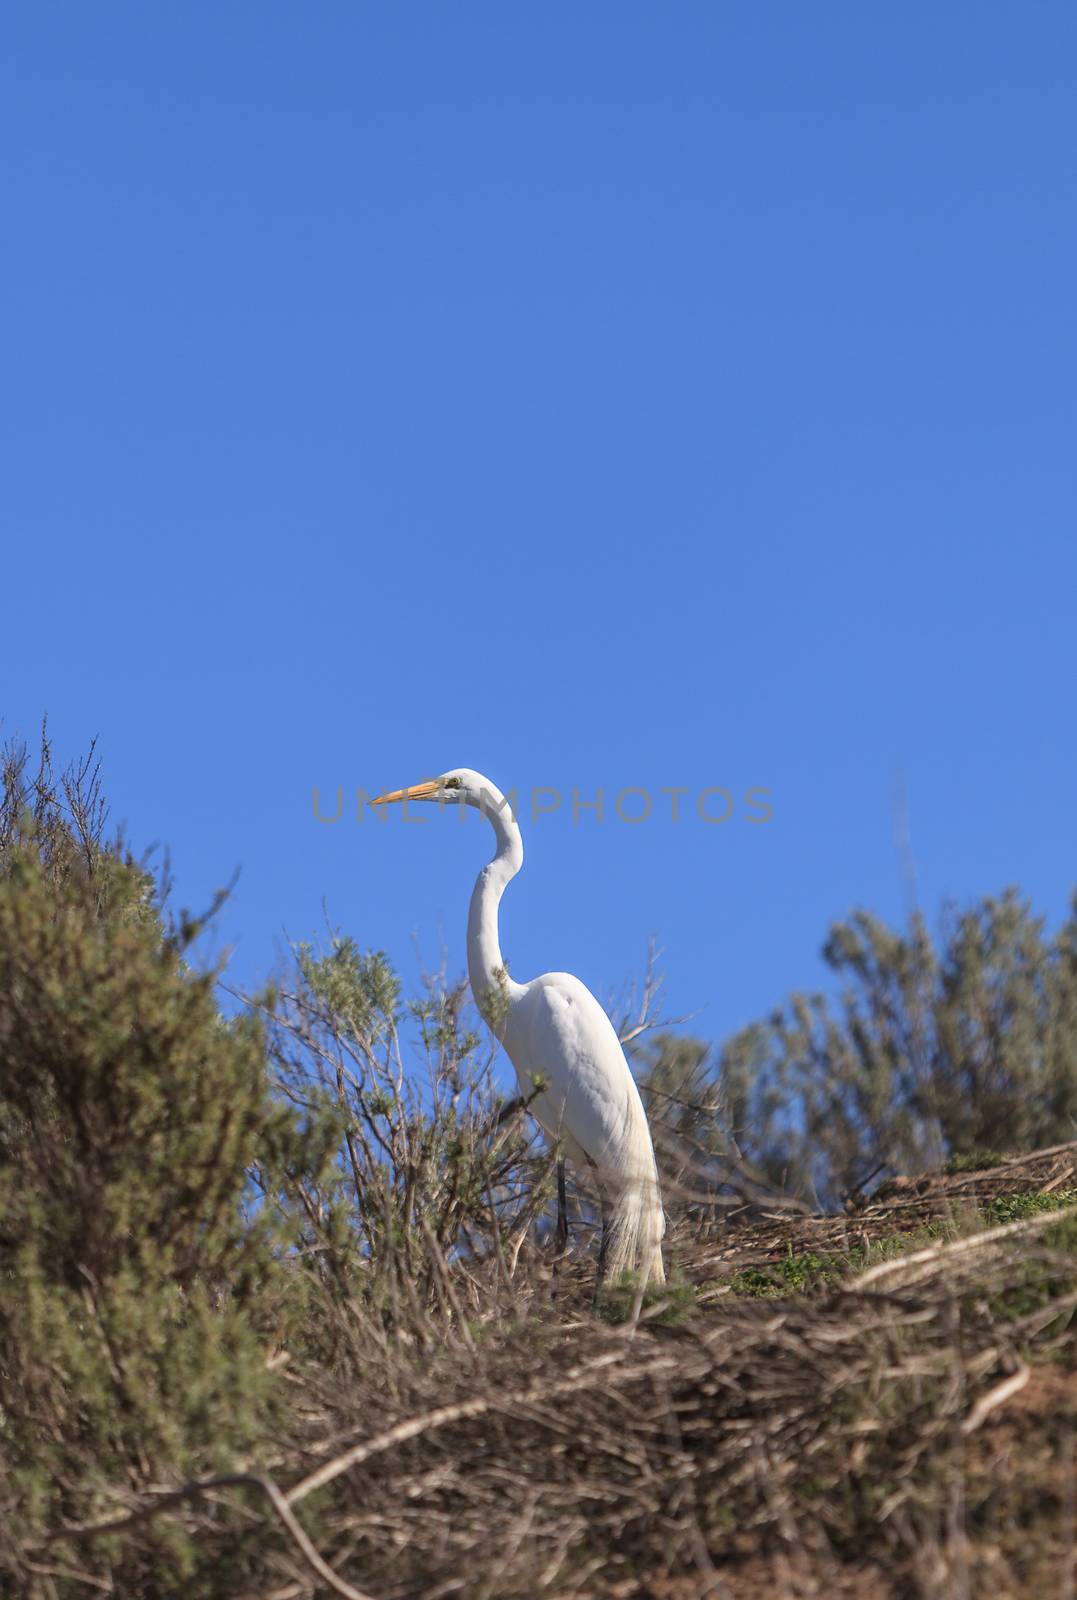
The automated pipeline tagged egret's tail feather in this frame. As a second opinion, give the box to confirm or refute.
[604,1156,666,1289]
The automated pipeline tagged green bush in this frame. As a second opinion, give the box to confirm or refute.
[639,891,1077,1206]
[0,813,305,1569]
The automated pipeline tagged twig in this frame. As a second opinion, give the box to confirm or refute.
[287,1347,661,1507]
[31,1473,375,1600]
[851,1204,1077,1290]
[960,1364,1030,1434]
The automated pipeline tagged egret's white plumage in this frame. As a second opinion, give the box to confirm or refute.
[373,768,665,1287]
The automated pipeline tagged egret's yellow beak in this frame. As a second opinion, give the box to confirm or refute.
[371,778,441,806]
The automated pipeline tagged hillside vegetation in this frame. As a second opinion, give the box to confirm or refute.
[1,736,1075,1600]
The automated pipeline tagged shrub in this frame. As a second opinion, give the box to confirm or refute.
[0,746,314,1583]
[639,891,1077,1206]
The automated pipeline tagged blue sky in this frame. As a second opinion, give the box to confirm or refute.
[3,5,1075,1052]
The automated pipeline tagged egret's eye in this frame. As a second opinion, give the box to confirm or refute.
[443,776,462,791]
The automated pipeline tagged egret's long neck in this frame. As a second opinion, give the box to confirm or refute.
[467,801,524,1009]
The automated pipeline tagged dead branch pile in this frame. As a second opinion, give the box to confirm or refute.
[21,1153,1077,1600]
[677,1140,1077,1284]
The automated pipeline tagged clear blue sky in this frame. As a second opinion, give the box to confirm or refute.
[3,5,1075,1048]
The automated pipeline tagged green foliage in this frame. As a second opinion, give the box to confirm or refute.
[944,1148,1009,1173]
[0,846,278,1292]
[981,1188,1077,1225]
[639,889,1077,1206]
[476,961,513,1036]
[594,1271,698,1326]
[978,1201,1077,1325]
[295,936,400,1039]
[0,740,328,1578]
[265,931,549,1341]
[725,1196,1077,1301]
[728,1250,842,1298]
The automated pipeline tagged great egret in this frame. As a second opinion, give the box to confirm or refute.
[372,769,665,1288]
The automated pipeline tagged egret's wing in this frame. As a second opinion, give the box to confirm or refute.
[504,973,639,1175]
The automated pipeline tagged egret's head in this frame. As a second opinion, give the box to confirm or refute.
[372,768,501,812]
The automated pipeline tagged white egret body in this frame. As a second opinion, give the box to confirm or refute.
[373,769,665,1287]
